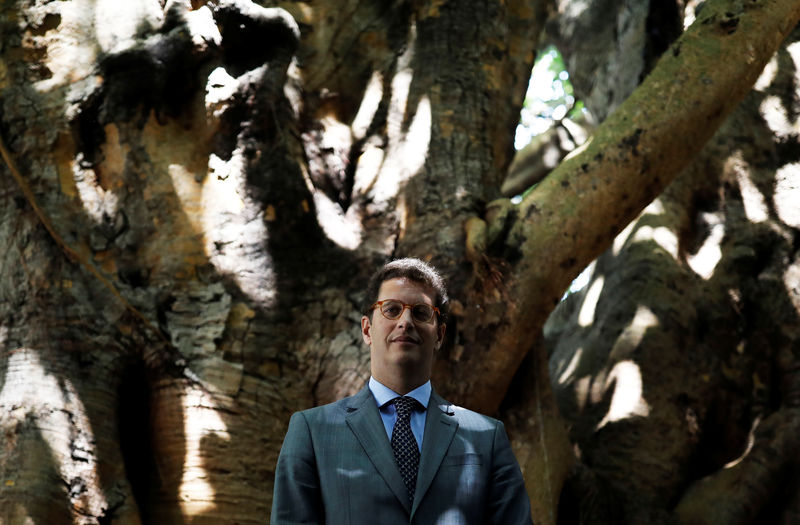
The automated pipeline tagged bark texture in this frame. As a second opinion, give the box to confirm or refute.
[544,13,800,525]
[1,0,799,524]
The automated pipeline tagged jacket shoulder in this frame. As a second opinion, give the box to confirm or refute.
[432,391,500,431]
[293,387,369,425]
[450,405,502,431]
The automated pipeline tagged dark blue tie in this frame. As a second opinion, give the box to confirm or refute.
[391,396,420,505]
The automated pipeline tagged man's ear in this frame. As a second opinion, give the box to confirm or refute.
[361,315,372,346]
[436,322,446,350]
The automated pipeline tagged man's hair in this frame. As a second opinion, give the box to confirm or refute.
[363,258,449,323]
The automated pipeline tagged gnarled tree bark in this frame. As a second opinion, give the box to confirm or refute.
[1,0,799,523]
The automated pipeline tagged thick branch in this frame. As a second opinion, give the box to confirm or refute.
[673,408,800,524]
[483,0,800,412]
[502,116,594,197]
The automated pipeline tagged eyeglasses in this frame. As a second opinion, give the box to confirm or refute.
[370,299,440,324]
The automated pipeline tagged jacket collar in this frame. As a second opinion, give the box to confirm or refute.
[345,386,412,513]
[344,386,459,517]
[412,390,457,518]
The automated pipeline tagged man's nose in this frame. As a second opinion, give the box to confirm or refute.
[397,306,415,325]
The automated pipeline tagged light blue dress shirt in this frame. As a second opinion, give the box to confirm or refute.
[368,376,430,452]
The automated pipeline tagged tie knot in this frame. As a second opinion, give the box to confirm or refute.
[392,396,419,418]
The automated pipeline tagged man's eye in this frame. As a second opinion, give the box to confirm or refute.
[383,304,402,317]
[412,306,432,320]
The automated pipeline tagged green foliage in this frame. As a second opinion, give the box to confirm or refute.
[514,46,593,295]
[515,45,584,150]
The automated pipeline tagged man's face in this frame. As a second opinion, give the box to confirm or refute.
[361,277,445,390]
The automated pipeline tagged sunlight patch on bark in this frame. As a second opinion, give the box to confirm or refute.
[783,260,800,315]
[312,191,363,249]
[353,145,386,196]
[607,305,658,361]
[0,349,107,520]
[557,347,583,385]
[179,386,230,517]
[164,282,232,359]
[596,359,650,430]
[561,135,592,163]
[202,66,279,306]
[93,0,163,53]
[294,2,314,22]
[202,154,277,307]
[31,1,99,92]
[574,375,591,412]
[621,200,673,258]
[687,213,725,280]
[367,24,431,209]
[305,116,363,249]
[206,67,239,111]
[182,4,222,49]
[590,306,658,429]
[773,163,800,228]
[730,153,769,223]
[387,25,416,139]
[682,0,703,29]
[788,40,800,89]
[759,95,795,139]
[352,71,383,141]
[612,220,636,256]
[754,55,779,91]
[642,198,665,216]
[789,40,800,65]
[632,225,679,259]
[71,159,120,225]
[577,276,604,327]
[371,94,431,204]
[758,37,800,138]
[169,163,204,219]
[559,0,590,19]
[723,415,759,469]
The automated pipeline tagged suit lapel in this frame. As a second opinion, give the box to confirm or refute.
[411,390,458,517]
[345,386,412,514]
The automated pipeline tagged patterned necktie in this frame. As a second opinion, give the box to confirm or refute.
[391,396,421,505]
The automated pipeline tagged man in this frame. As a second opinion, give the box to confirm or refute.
[271,258,533,524]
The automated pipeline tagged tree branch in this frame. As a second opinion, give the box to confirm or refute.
[480,0,800,412]
[674,408,800,524]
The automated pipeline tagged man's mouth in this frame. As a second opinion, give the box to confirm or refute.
[391,335,420,344]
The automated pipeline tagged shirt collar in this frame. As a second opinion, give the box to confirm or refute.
[369,376,431,409]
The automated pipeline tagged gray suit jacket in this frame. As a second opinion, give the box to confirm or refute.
[271,385,533,524]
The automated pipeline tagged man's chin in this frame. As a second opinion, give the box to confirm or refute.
[388,350,423,366]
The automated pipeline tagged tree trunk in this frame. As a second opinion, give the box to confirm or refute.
[544,12,800,525]
[1,0,798,523]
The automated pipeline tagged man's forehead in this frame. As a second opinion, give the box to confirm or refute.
[377,277,435,298]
